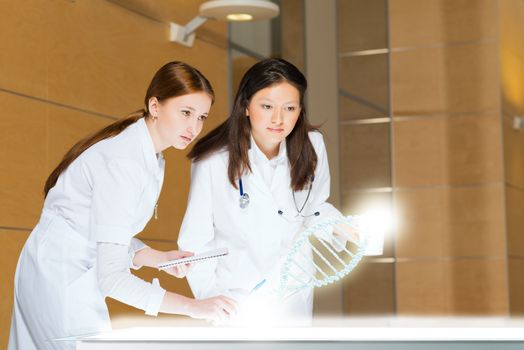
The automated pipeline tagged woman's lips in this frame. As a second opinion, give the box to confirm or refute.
[267,127,284,133]
[180,135,192,142]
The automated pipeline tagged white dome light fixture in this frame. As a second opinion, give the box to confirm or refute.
[170,0,279,47]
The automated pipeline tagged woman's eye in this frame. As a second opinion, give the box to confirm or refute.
[286,106,296,112]
[181,110,191,117]
[198,115,208,121]
[262,104,272,110]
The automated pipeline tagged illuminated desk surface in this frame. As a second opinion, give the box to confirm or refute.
[76,317,524,350]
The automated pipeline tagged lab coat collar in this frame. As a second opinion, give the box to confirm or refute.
[245,135,291,211]
[136,118,164,177]
[248,135,288,166]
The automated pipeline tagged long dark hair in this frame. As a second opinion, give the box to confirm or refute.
[188,58,317,191]
[44,61,214,197]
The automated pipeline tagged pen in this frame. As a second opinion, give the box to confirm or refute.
[250,279,266,294]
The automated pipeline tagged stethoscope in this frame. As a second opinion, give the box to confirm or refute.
[238,178,320,218]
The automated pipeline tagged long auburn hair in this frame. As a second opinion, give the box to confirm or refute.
[44,61,214,197]
[188,58,317,191]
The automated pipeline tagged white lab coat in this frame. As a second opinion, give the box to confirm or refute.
[8,118,164,350]
[178,131,340,326]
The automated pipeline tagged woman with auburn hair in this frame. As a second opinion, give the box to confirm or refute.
[178,58,351,326]
[9,61,236,350]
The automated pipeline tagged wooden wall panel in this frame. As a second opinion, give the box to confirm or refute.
[395,185,506,258]
[343,262,395,315]
[0,0,48,98]
[338,0,387,53]
[389,0,505,317]
[47,107,113,172]
[393,114,503,187]
[503,116,524,190]
[500,0,524,316]
[397,259,508,315]
[0,92,47,229]
[339,54,389,121]
[389,0,497,48]
[391,43,499,115]
[509,258,524,315]
[46,0,227,118]
[506,186,524,258]
[341,123,391,189]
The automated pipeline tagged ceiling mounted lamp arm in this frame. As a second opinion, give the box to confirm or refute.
[170,16,208,47]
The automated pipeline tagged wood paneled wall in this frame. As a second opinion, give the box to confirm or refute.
[339,0,511,316]
[390,0,506,316]
[500,0,524,316]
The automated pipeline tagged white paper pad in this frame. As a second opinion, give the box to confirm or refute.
[157,248,228,270]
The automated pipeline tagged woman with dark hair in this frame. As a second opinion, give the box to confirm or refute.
[178,58,346,325]
[9,61,236,350]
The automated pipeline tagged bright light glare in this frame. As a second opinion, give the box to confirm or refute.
[358,207,396,256]
[229,294,306,327]
[360,207,396,233]
[232,297,276,326]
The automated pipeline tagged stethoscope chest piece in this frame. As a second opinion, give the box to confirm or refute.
[238,178,250,209]
[239,193,250,209]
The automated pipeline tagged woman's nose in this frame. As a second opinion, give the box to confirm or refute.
[189,117,201,134]
[271,109,283,125]
[186,126,194,137]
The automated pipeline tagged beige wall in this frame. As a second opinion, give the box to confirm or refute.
[390,0,506,316]
[338,0,395,315]
[281,0,305,71]
[500,0,524,315]
[0,0,228,347]
[339,0,511,316]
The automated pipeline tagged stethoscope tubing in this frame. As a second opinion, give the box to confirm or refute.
[238,178,319,217]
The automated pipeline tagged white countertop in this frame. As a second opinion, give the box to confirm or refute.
[78,317,524,342]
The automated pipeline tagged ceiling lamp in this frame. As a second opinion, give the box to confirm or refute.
[170,0,280,47]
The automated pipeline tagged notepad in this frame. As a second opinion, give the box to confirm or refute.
[157,247,229,270]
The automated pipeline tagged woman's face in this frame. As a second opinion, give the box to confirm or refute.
[152,92,212,150]
[246,81,301,152]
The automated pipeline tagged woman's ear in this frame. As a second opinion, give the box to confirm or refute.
[148,97,159,116]
[245,107,249,117]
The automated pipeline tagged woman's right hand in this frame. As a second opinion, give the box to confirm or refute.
[188,295,238,324]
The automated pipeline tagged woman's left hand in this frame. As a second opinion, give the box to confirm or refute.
[162,250,194,278]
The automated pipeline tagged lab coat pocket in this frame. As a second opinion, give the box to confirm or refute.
[65,266,110,335]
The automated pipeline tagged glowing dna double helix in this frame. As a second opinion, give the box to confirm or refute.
[279,215,367,297]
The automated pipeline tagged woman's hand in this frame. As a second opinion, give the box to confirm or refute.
[187,295,238,325]
[333,222,360,244]
[161,250,194,278]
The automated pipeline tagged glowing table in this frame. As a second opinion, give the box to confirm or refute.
[76,320,524,350]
